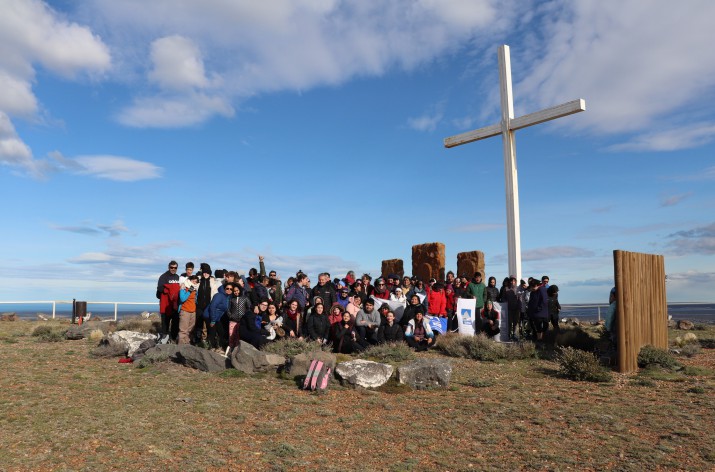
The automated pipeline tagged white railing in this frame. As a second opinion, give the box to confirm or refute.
[0,301,158,321]
[561,304,608,321]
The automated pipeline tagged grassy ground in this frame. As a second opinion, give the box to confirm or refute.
[1,320,714,471]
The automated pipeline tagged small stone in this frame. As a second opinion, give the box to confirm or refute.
[677,320,694,330]
[335,359,393,388]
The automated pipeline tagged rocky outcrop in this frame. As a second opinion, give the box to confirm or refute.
[288,351,337,378]
[412,242,445,282]
[230,342,285,374]
[108,331,157,357]
[335,359,393,388]
[140,344,226,372]
[457,251,485,279]
[397,358,452,389]
[677,320,694,330]
[1,312,18,321]
[381,259,404,279]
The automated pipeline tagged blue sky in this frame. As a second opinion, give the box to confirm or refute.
[2,0,714,303]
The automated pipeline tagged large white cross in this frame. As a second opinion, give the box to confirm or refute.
[444,45,586,282]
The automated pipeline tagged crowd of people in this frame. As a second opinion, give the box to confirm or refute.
[155,257,563,356]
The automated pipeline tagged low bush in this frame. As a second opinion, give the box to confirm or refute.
[553,327,598,351]
[359,342,415,363]
[261,338,331,358]
[31,325,65,343]
[637,345,681,370]
[679,343,701,358]
[116,317,159,334]
[556,347,613,382]
[436,333,536,362]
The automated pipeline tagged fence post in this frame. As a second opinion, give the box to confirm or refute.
[114,303,118,321]
[52,301,56,319]
[597,306,601,322]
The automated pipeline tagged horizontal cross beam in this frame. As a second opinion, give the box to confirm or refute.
[443,98,586,148]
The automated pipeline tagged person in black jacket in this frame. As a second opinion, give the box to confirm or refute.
[485,276,499,303]
[481,300,501,338]
[312,273,337,309]
[239,300,269,349]
[306,303,330,344]
[547,285,561,334]
[378,311,404,343]
[331,311,367,354]
[400,294,425,331]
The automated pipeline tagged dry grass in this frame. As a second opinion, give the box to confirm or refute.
[1,320,714,471]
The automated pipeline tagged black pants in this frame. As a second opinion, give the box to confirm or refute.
[508,310,521,337]
[406,337,432,351]
[357,326,379,344]
[207,319,227,349]
[161,312,179,340]
[194,303,208,342]
[239,328,268,350]
[549,313,560,332]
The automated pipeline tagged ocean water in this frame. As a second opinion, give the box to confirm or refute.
[2,301,714,323]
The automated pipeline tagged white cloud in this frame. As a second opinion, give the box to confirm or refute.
[667,222,715,255]
[117,93,234,128]
[608,124,715,152]
[0,0,110,117]
[407,112,443,132]
[149,35,210,90]
[492,245,596,264]
[86,0,508,127]
[0,112,35,172]
[72,155,162,181]
[514,0,715,148]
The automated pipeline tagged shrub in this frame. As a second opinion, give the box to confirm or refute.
[31,325,65,343]
[436,333,536,361]
[679,343,701,358]
[554,327,598,351]
[637,345,681,370]
[556,347,613,382]
[359,342,415,363]
[466,379,494,388]
[87,329,105,343]
[261,338,331,358]
[116,317,159,334]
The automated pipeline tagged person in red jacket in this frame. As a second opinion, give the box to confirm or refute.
[427,282,447,318]
[156,260,181,343]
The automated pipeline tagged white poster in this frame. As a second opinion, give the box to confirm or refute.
[370,296,406,322]
[456,298,477,336]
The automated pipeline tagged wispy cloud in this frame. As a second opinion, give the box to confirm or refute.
[407,102,446,133]
[53,220,129,237]
[491,246,596,264]
[667,222,715,255]
[608,124,715,152]
[450,223,504,233]
[660,192,692,207]
[671,165,715,182]
[72,155,162,181]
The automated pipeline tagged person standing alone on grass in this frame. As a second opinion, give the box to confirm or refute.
[156,260,180,343]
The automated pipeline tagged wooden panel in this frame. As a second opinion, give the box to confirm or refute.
[613,250,668,373]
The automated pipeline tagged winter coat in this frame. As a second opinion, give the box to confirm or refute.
[427,289,447,317]
[485,286,499,303]
[355,307,380,327]
[227,295,252,323]
[156,270,180,315]
[467,281,486,308]
[378,322,404,343]
[311,283,337,309]
[307,313,331,341]
[527,286,549,320]
[404,319,434,339]
[203,288,230,324]
[400,303,425,328]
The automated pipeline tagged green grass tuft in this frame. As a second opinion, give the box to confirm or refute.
[556,347,613,382]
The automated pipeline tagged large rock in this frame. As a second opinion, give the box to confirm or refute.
[397,358,452,389]
[288,351,337,377]
[143,344,180,360]
[1,312,18,321]
[131,339,157,361]
[381,259,404,279]
[174,344,227,372]
[65,322,112,340]
[457,251,485,279]
[677,320,694,330]
[108,331,157,357]
[335,359,393,388]
[230,342,285,374]
[412,242,445,282]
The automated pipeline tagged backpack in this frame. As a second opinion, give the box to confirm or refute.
[302,359,332,392]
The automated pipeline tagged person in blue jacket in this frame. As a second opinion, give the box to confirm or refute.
[204,282,233,353]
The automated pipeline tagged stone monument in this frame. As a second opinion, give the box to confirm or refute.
[412,242,445,282]
[381,259,404,279]
[457,251,485,279]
